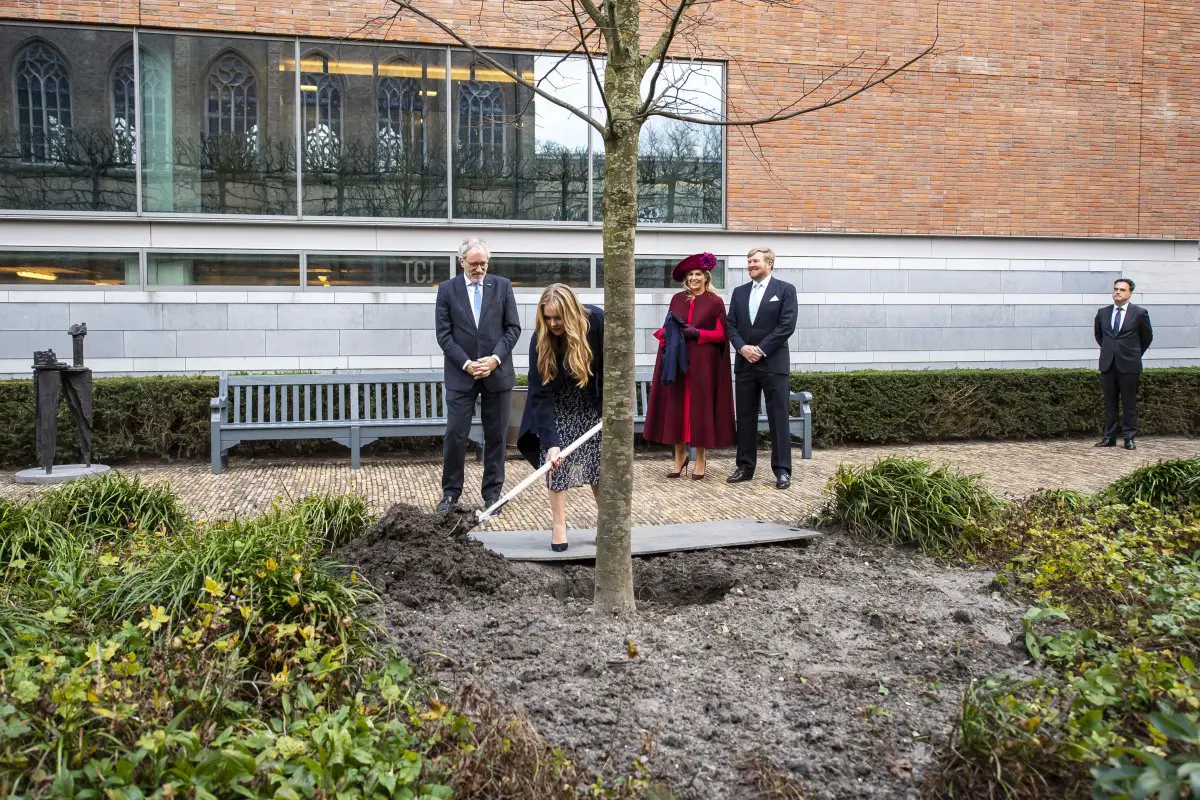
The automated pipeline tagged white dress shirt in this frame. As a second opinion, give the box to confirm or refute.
[1111,303,1129,331]
[463,274,502,372]
[748,275,772,325]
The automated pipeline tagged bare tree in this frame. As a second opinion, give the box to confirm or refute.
[390,0,940,614]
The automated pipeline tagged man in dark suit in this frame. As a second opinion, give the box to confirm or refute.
[434,238,522,512]
[725,247,799,489]
[1094,277,1153,450]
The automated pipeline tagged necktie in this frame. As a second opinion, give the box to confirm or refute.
[472,282,482,325]
[1113,306,1124,332]
[748,281,763,325]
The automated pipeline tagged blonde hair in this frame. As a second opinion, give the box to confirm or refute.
[747,246,775,266]
[535,283,594,389]
[681,268,717,297]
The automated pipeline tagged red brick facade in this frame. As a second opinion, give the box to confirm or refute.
[6,0,1197,238]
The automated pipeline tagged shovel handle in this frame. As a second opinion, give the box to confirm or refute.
[477,420,603,520]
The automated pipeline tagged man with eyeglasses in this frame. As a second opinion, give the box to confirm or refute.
[434,238,522,513]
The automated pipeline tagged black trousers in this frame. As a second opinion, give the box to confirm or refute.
[1100,368,1140,440]
[735,371,791,477]
[442,384,511,499]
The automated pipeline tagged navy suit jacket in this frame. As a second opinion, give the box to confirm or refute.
[435,273,522,393]
[725,275,798,375]
[1094,303,1153,374]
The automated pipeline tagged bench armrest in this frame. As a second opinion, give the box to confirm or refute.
[210,396,227,423]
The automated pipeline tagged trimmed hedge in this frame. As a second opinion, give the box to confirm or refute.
[793,367,1200,446]
[0,368,1197,466]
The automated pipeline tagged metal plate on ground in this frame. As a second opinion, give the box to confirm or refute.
[470,518,822,561]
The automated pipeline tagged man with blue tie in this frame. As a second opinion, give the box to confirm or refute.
[1093,278,1153,450]
[434,238,522,512]
[725,247,799,489]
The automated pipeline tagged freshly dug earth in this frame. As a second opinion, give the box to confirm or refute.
[341,504,1028,799]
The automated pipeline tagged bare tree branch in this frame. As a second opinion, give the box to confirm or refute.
[639,0,698,119]
[651,28,939,127]
[390,0,607,135]
[568,0,614,127]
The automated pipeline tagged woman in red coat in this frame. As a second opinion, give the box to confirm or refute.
[643,252,736,479]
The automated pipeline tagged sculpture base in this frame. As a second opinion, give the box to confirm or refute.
[14,464,111,485]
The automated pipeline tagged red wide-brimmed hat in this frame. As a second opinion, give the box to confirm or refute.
[671,252,717,282]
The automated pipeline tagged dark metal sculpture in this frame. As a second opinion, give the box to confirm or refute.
[32,324,94,473]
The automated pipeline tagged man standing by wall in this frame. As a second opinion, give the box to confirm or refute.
[435,238,522,512]
[1094,278,1153,450]
[725,247,799,489]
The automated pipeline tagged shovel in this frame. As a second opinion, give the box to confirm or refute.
[476,420,603,522]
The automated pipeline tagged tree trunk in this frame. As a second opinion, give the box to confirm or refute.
[593,2,643,615]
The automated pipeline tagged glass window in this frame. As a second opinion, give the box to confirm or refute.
[111,47,169,168]
[138,34,295,215]
[300,42,446,218]
[147,252,300,286]
[0,251,137,285]
[15,41,71,163]
[593,61,724,225]
[452,52,590,221]
[0,28,138,211]
[597,256,726,290]
[301,52,342,172]
[306,253,447,287]
[485,256,590,288]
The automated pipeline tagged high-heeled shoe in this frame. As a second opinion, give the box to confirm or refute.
[667,456,690,479]
[551,541,568,552]
[691,470,706,481]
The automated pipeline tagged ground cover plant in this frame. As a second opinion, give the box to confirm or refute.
[824,457,1200,798]
[0,476,652,799]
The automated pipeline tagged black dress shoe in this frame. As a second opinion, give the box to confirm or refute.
[551,542,568,552]
[1124,438,1136,450]
[483,494,501,509]
[727,469,754,484]
[775,473,791,490]
[435,494,458,513]
[1095,439,1117,448]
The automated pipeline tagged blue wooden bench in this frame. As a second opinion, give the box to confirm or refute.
[210,370,813,474]
[209,371,483,474]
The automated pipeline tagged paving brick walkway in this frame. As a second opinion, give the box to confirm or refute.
[3,437,1197,533]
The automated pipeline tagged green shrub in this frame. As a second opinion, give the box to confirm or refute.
[0,484,652,799]
[0,499,66,569]
[284,493,373,553]
[791,367,1200,446]
[821,456,1000,556]
[935,500,1200,799]
[39,471,189,536]
[1101,457,1200,509]
[2,368,1198,466]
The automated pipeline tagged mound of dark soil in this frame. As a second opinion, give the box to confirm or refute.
[553,552,738,607]
[337,503,516,608]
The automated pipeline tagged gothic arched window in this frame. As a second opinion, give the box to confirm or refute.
[205,51,259,162]
[301,52,342,172]
[111,48,168,166]
[14,41,72,162]
[457,78,505,171]
[377,62,425,171]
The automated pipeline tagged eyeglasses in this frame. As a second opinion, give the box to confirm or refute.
[465,260,488,268]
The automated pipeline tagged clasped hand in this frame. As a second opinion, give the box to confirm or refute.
[466,356,498,378]
[739,345,765,363]
[546,447,563,469]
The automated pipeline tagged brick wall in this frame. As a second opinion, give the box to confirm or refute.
[5,0,1198,238]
